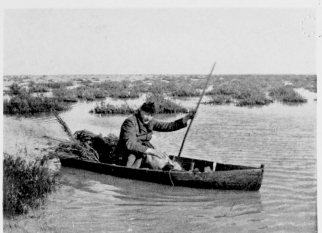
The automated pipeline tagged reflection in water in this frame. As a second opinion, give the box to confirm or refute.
[54,167,264,233]
[3,88,316,232]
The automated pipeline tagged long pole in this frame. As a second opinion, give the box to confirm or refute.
[177,62,216,158]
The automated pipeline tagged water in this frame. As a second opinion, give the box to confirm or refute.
[3,88,316,232]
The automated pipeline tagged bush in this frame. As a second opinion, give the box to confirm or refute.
[203,94,233,105]
[42,81,74,89]
[206,81,273,106]
[8,83,28,96]
[109,89,140,99]
[145,93,189,114]
[168,81,200,97]
[148,80,170,94]
[269,86,307,103]
[75,87,96,101]
[90,102,136,114]
[3,153,60,218]
[29,85,50,93]
[3,93,70,115]
[28,81,50,93]
[52,87,78,102]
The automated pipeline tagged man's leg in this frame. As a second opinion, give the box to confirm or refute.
[126,154,143,168]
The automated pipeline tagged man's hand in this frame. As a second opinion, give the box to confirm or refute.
[183,110,196,124]
[145,148,168,159]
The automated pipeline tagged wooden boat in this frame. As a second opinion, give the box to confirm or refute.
[59,156,264,191]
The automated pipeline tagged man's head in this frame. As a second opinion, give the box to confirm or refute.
[139,102,156,124]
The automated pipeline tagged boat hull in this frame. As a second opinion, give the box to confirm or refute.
[59,156,264,191]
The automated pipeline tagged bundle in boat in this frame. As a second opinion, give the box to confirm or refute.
[54,129,121,164]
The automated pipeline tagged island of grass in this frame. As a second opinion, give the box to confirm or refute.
[269,86,307,103]
[90,94,190,115]
[4,92,71,115]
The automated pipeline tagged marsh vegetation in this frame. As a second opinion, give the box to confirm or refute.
[3,153,60,218]
[3,74,315,116]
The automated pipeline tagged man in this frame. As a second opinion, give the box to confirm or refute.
[116,101,195,169]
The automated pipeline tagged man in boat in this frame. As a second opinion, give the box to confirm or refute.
[116,101,195,169]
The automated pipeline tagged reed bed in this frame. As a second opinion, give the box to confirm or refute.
[3,153,60,218]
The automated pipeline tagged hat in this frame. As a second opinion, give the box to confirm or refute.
[140,102,156,114]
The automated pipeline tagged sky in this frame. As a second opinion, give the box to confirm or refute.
[3,5,318,75]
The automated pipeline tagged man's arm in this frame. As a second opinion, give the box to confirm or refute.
[151,118,187,132]
[151,111,195,132]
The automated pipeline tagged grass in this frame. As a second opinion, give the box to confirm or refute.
[52,87,78,102]
[89,94,189,115]
[52,86,107,101]
[203,94,234,105]
[92,80,141,99]
[269,86,307,103]
[3,153,60,218]
[3,92,71,115]
[167,80,200,97]
[41,81,74,89]
[8,83,28,96]
[3,75,315,113]
[28,81,50,93]
[145,93,189,113]
[90,102,136,114]
[108,89,140,99]
[206,81,274,106]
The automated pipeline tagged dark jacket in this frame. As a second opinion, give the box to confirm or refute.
[116,112,187,159]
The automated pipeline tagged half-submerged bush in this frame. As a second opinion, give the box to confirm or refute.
[3,153,60,218]
[52,87,78,102]
[28,81,50,93]
[206,82,273,106]
[3,93,70,115]
[91,80,140,99]
[89,94,189,115]
[269,86,307,103]
[168,82,200,97]
[90,102,136,114]
[109,89,140,99]
[145,93,189,113]
[203,94,234,105]
[8,83,28,96]
[41,81,74,89]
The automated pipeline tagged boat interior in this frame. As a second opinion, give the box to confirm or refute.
[170,156,261,172]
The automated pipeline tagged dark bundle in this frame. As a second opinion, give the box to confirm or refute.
[54,112,120,163]
[53,112,99,162]
[74,130,120,164]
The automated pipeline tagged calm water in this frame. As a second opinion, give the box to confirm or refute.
[3,88,317,232]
